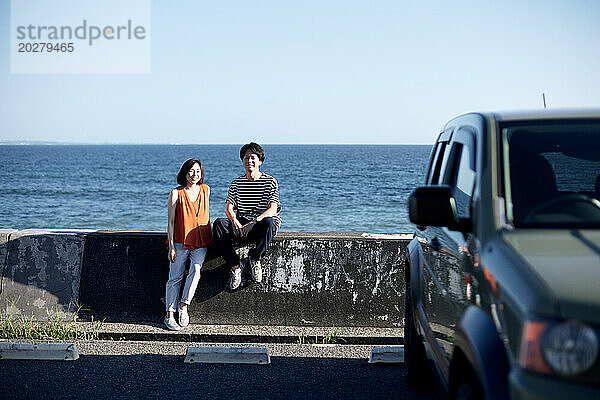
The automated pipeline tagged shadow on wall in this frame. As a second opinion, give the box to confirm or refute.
[77,231,229,322]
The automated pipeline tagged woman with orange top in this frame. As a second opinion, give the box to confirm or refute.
[164,158,212,331]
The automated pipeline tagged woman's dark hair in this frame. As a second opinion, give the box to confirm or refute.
[177,159,204,186]
[240,142,265,161]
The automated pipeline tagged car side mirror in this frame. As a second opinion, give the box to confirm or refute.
[408,185,472,232]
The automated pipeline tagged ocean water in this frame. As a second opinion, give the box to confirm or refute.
[0,145,431,233]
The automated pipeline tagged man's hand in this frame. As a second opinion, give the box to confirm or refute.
[232,218,244,236]
[240,220,256,237]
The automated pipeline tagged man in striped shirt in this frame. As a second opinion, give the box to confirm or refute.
[213,142,281,290]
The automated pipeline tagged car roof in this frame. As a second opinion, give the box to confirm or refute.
[439,109,600,139]
[486,108,600,122]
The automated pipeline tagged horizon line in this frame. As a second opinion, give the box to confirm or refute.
[0,140,432,146]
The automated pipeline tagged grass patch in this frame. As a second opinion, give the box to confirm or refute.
[297,329,341,344]
[0,303,104,341]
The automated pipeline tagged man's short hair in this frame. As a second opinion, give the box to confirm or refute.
[240,142,265,162]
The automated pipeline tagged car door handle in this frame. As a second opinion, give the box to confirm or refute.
[429,237,441,251]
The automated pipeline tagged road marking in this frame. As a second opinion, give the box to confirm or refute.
[368,346,404,364]
[0,342,79,361]
[184,346,270,365]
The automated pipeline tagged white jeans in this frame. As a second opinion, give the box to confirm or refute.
[165,243,207,312]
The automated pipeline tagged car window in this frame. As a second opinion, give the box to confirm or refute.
[428,142,447,185]
[442,128,476,218]
[425,142,440,184]
[456,146,476,196]
[505,121,600,228]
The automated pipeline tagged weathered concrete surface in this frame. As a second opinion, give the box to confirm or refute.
[1,230,412,327]
[0,229,18,296]
[200,233,409,327]
[1,230,87,320]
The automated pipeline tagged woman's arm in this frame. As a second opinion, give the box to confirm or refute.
[167,189,178,263]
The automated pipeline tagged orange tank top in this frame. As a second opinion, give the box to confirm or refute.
[173,184,213,249]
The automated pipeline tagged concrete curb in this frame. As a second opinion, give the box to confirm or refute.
[368,346,405,364]
[184,345,270,364]
[0,342,79,361]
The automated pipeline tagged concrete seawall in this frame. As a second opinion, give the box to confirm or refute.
[0,229,412,327]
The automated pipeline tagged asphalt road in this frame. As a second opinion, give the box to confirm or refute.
[0,341,439,400]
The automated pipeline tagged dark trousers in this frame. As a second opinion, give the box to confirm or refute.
[212,216,277,267]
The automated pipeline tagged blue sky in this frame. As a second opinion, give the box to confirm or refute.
[1,0,600,144]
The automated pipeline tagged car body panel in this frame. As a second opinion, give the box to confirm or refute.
[509,368,600,400]
[503,230,600,323]
[454,306,510,400]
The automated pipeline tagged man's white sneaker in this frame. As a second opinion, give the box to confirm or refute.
[178,306,189,327]
[164,316,181,331]
[229,267,242,290]
[250,258,262,283]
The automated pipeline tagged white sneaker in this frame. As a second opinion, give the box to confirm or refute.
[229,267,242,290]
[164,316,181,331]
[178,306,189,327]
[250,258,262,283]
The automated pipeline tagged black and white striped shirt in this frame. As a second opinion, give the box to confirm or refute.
[227,173,281,228]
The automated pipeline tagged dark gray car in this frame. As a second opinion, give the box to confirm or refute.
[406,110,600,399]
